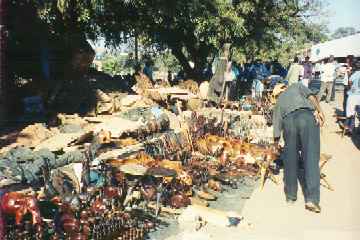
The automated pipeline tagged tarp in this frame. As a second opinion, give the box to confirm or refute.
[310,33,360,62]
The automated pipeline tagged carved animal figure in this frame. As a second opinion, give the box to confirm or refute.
[0,192,42,226]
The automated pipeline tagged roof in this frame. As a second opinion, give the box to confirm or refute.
[310,33,360,62]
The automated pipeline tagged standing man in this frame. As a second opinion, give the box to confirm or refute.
[317,55,338,103]
[302,56,313,88]
[208,43,231,103]
[272,82,325,213]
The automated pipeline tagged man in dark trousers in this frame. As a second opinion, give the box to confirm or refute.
[272,82,325,213]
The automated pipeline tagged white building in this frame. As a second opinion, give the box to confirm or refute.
[310,33,360,62]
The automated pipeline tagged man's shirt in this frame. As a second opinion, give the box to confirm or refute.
[272,83,315,138]
[286,63,303,86]
[321,62,338,83]
[303,63,313,79]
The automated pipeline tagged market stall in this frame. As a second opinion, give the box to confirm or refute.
[0,82,331,240]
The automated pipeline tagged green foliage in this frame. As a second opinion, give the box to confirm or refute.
[14,0,330,79]
[101,54,133,76]
[154,51,181,73]
[101,56,121,76]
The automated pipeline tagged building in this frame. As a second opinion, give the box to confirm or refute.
[310,33,360,62]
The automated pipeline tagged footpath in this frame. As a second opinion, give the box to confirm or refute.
[221,98,360,240]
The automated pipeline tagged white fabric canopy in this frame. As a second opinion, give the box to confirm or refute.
[310,33,360,62]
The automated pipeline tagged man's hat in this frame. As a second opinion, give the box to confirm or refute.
[272,83,287,98]
[270,83,287,104]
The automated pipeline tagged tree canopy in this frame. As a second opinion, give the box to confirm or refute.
[11,0,329,80]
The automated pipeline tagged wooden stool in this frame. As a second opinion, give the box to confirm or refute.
[320,153,334,191]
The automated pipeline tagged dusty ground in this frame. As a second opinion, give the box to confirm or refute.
[163,92,360,240]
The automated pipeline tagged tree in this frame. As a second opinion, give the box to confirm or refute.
[90,0,328,80]
[332,27,357,40]
[9,0,329,82]
[153,50,181,73]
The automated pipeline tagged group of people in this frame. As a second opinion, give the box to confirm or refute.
[287,55,338,102]
[285,54,360,134]
[206,56,288,102]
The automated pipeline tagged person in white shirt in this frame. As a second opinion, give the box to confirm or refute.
[302,56,313,88]
[286,57,303,86]
[317,56,337,103]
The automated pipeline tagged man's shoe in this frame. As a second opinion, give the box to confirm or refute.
[305,202,321,213]
[286,197,297,205]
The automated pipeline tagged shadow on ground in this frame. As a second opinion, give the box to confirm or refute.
[148,177,258,240]
[351,133,360,151]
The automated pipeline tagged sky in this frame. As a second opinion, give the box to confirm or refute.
[326,0,360,33]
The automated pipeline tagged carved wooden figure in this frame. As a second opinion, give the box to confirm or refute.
[0,192,42,226]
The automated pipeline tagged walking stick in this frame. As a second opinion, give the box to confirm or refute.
[218,80,228,132]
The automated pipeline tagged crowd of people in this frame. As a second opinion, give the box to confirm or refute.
[209,53,360,132]
[105,50,360,140]
[285,54,360,136]
[124,51,360,138]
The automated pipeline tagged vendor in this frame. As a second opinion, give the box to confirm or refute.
[208,43,231,103]
[272,82,325,213]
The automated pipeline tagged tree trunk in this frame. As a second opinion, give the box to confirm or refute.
[170,44,206,81]
[184,39,211,83]
[170,46,193,76]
